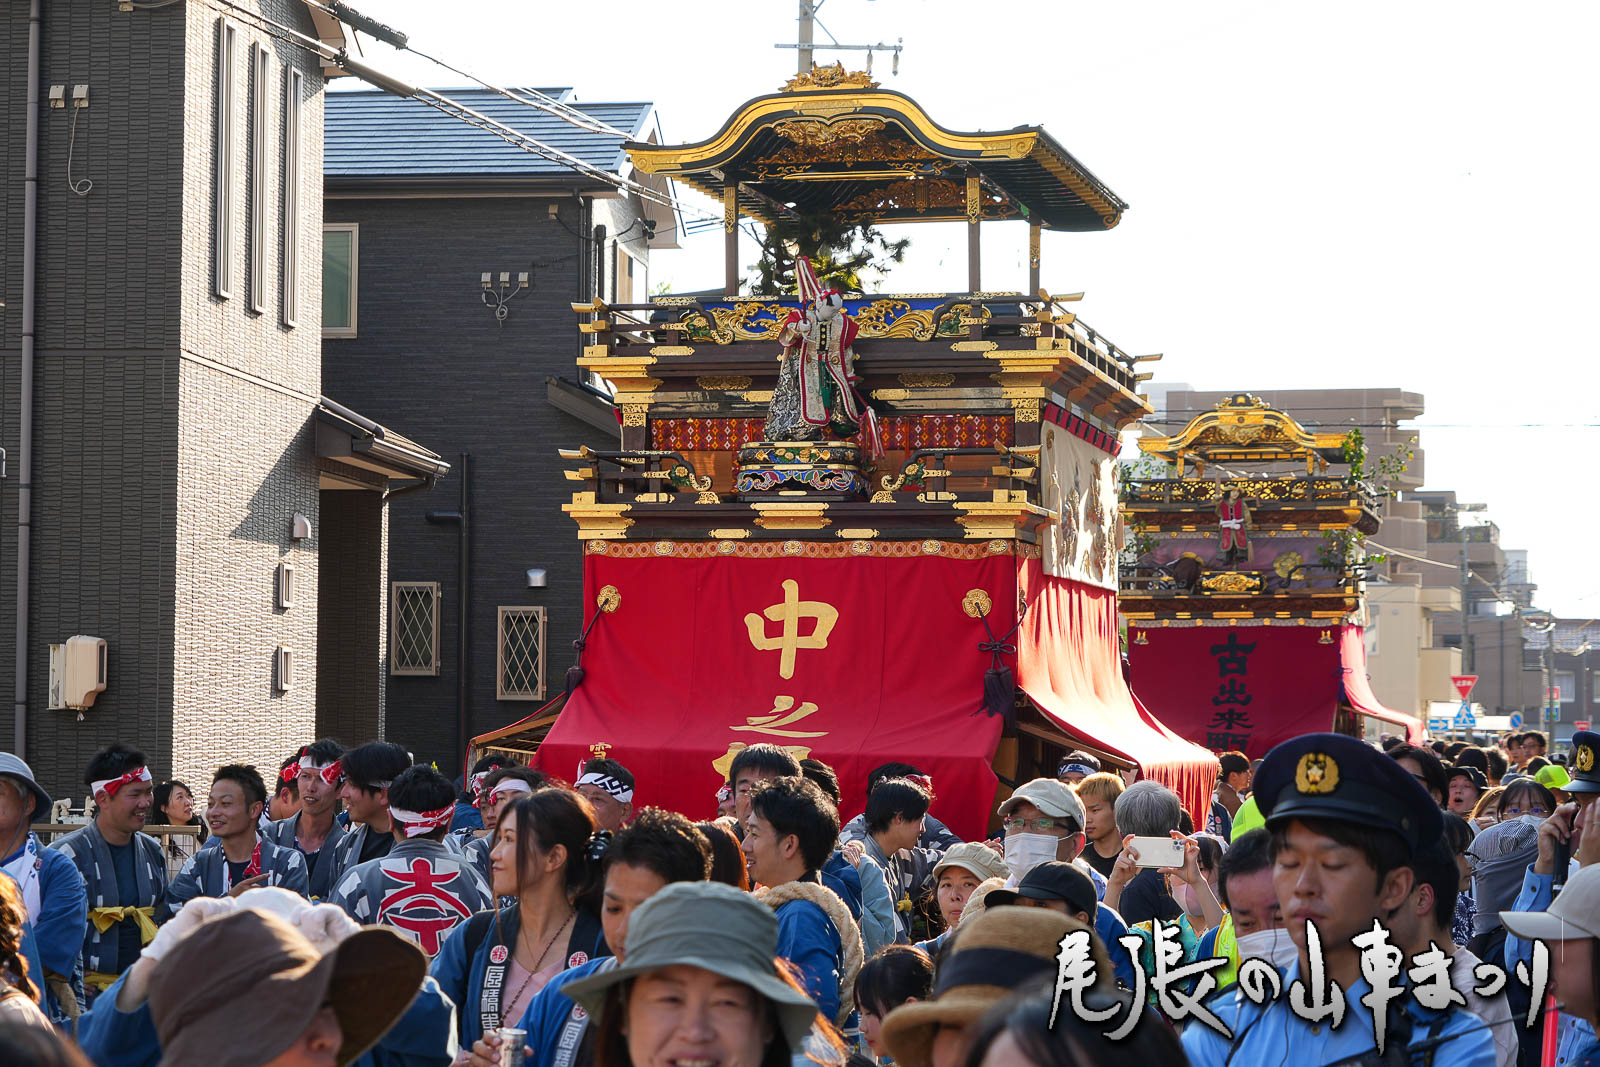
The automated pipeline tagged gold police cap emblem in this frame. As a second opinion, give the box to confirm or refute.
[1578,745,1595,774]
[1295,752,1340,795]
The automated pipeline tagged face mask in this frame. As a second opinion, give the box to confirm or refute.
[1004,833,1060,880]
[1234,927,1298,969]
[1175,882,1205,918]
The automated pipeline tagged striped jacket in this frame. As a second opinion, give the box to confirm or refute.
[50,821,167,982]
[162,836,309,917]
[262,813,346,901]
[329,838,493,958]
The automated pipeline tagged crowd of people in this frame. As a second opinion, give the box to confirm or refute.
[0,724,1593,1067]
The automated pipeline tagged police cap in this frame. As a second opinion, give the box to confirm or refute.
[1254,733,1442,855]
[1566,730,1600,795]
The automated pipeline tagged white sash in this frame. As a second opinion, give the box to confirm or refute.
[2,834,44,923]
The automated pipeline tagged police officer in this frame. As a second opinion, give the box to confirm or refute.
[1182,733,1495,1067]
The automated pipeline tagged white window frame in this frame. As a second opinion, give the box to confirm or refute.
[321,223,359,338]
[281,65,303,327]
[213,19,237,299]
[390,582,441,677]
[496,606,548,702]
[247,43,270,313]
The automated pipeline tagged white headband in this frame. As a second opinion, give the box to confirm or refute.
[91,765,152,799]
[388,804,454,838]
[577,772,634,804]
[487,778,535,807]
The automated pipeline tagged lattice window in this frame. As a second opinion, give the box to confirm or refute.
[391,582,440,676]
[497,607,547,701]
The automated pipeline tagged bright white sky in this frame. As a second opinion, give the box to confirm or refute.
[346,1,1599,617]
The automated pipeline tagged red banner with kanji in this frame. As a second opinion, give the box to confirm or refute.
[533,547,1015,841]
[1127,626,1345,758]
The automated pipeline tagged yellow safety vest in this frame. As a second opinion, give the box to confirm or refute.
[1213,912,1240,989]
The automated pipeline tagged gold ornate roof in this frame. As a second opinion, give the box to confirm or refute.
[625,65,1126,231]
[1138,394,1351,474]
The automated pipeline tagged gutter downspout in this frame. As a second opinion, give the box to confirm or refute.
[426,453,470,767]
[14,0,41,755]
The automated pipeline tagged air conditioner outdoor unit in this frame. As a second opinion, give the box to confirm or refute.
[49,635,107,711]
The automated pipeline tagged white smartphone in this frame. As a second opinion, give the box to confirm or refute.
[1128,835,1186,868]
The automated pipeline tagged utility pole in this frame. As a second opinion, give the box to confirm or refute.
[778,0,904,75]
[798,0,814,74]
[1460,525,1473,673]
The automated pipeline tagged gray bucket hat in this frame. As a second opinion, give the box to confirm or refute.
[0,753,52,819]
[564,881,821,1050]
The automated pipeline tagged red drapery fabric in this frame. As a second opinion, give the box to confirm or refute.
[530,551,1012,841]
[1014,560,1218,823]
[1127,622,1422,757]
[1338,625,1423,741]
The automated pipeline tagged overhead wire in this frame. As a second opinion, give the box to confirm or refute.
[199,0,725,224]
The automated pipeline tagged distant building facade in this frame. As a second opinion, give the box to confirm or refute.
[321,87,675,767]
[0,1,441,799]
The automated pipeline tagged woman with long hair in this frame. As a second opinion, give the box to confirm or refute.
[567,881,843,1067]
[0,874,49,1030]
[151,780,205,881]
[695,820,750,891]
[432,787,610,1051]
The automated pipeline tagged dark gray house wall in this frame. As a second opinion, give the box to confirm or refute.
[0,0,331,798]
[322,194,627,768]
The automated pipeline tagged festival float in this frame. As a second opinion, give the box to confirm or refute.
[470,66,1217,837]
[1120,395,1423,758]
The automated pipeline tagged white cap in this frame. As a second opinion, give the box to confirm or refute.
[995,777,1085,828]
[1500,864,1600,943]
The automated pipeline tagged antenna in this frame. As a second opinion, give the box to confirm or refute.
[776,0,904,75]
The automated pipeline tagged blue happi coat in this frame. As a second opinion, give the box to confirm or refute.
[328,838,493,959]
[4,833,88,1023]
[163,835,309,916]
[262,811,347,901]
[50,821,168,984]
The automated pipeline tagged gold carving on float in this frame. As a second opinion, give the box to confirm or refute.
[900,373,956,388]
[596,586,622,614]
[740,391,776,403]
[837,529,880,540]
[965,175,982,225]
[1201,571,1263,594]
[752,503,833,530]
[1011,399,1041,422]
[854,300,941,341]
[987,539,1010,554]
[850,540,873,555]
[781,63,880,92]
[749,133,951,182]
[564,501,635,540]
[962,589,993,618]
[654,541,675,556]
[649,345,695,356]
[836,178,1014,223]
[1274,552,1306,581]
[696,375,754,390]
[921,540,943,555]
[951,339,998,352]
[871,388,909,402]
[773,117,886,148]
[782,540,806,555]
[621,406,648,427]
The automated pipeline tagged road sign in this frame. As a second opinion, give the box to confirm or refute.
[1509,712,1524,729]
[1576,720,1592,732]
[1452,675,1479,700]
[1429,718,1451,732]
[1454,705,1477,728]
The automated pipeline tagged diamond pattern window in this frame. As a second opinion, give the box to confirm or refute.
[497,607,547,701]
[391,582,440,676]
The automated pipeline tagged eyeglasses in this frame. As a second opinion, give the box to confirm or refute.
[1002,816,1063,833]
[1503,807,1549,818]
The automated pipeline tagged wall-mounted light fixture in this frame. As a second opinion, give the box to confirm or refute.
[480,270,529,326]
[526,568,547,589]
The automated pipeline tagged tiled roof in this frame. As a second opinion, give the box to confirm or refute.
[325,87,653,179]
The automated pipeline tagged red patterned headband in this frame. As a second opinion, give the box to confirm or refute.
[280,761,301,784]
[92,766,151,799]
[390,804,454,838]
[301,759,341,786]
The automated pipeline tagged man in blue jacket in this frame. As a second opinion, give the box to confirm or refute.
[743,775,862,1027]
